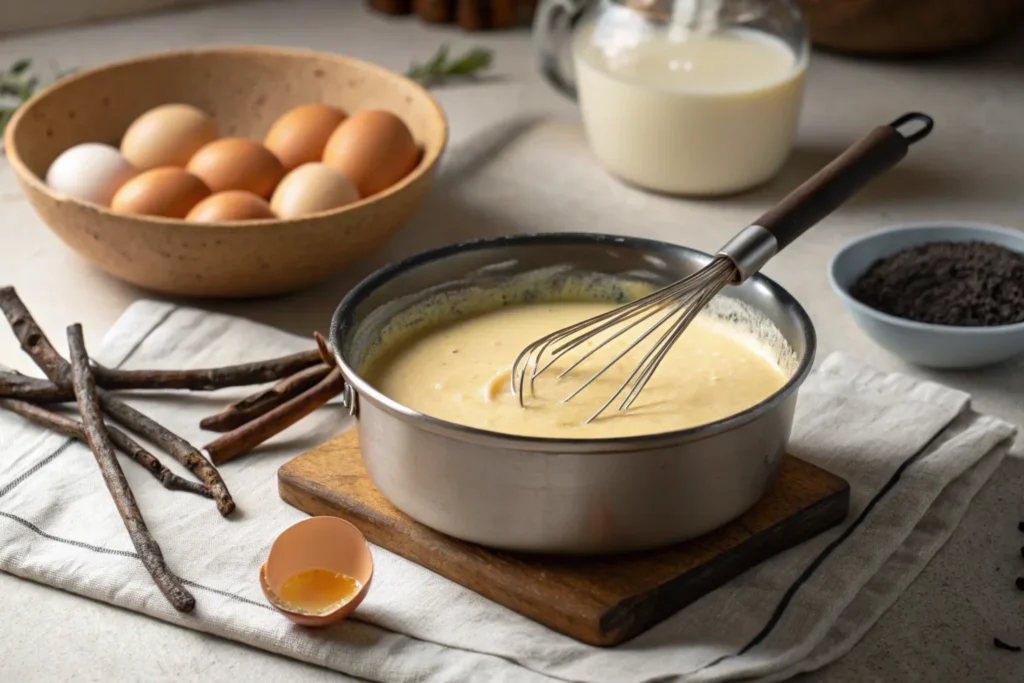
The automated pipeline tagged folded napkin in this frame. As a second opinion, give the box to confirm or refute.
[0,301,1016,683]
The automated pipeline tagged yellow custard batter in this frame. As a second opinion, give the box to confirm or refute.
[364,301,790,439]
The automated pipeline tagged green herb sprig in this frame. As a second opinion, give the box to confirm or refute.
[406,45,493,88]
[1,59,76,138]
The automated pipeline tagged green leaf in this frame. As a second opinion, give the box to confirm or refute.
[405,45,494,88]
[9,58,31,75]
[446,48,492,75]
[52,60,77,80]
[17,77,38,104]
[0,58,77,141]
[426,44,449,73]
[0,108,14,136]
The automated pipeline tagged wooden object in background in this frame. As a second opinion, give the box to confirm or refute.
[370,0,538,30]
[414,0,453,23]
[458,0,518,30]
[797,0,1024,55]
[278,429,851,646]
[3,47,448,299]
[369,0,413,14]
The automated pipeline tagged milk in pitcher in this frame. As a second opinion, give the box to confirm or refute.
[572,23,806,196]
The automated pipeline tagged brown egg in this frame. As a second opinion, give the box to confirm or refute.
[264,104,347,172]
[322,110,420,197]
[120,104,218,171]
[110,167,210,218]
[185,190,276,222]
[186,138,285,198]
[270,163,360,219]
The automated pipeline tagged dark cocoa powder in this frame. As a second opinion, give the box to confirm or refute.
[849,240,1024,327]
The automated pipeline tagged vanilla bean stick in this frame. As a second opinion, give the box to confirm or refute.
[0,398,210,498]
[0,287,235,516]
[204,368,346,465]
[67,324,195,613]
[90,349,322,391]
[200,363,331,432]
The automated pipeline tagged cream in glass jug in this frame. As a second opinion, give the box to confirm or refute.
[535,0,809,196]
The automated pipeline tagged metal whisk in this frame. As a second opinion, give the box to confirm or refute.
[511,112,934,422]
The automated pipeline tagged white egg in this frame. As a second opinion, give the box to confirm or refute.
[45,143,138,207]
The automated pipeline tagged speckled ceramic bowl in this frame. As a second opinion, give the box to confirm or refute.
[829,222,1024,368]
[4,45,448,298]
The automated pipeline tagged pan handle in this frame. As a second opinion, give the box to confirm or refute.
[315,331,358,418]
[341,380,358,418]
[718,112,934,281]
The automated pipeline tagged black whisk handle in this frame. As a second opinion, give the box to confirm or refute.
[753,112,934,251]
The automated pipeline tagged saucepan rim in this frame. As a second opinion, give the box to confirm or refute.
[329,232,817,453]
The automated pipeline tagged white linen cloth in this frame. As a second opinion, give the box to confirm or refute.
[0,301,1016,682]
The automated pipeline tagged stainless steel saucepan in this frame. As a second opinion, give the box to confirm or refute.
[328,233,816,555]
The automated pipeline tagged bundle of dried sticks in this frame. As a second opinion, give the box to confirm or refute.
[0,287,346,611]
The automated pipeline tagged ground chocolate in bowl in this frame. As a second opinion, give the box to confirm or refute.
[849,240,1024,326]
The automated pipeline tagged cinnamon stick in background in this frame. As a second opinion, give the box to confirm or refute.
[490,0,518,29]
[0,287,235,517]
[0,398,210,498]
[415,0,456,22]
[368,0,413,13]
[200,363,331,432]
[204,368,346,465]
[90,349,322,391]
[67,324,195,613]
[458,0,516,30]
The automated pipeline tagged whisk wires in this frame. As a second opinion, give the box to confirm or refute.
[510,257,737,423]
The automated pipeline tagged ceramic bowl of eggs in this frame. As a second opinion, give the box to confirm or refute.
[4,46,447,298]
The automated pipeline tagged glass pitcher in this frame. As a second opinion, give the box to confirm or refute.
[534,0,809,196]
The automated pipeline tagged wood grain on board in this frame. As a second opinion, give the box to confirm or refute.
[278,429,849,646]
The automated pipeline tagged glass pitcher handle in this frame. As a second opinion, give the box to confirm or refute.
[533,0,588,100]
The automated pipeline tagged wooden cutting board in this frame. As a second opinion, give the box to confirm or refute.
[278,430,849,646]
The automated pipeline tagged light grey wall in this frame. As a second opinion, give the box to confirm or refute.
[0,0,235,35]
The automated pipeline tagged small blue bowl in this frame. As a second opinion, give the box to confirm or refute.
[829,222,1024,369]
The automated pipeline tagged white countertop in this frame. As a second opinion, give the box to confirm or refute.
[2,2,1023,680]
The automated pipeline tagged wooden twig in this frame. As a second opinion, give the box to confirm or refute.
[204,368,346,465]
[90,349,322,391]
[200,363,331,432]
[0,288,67,380]
[1,345,322,401]
[67,324,195,613]
[0,287,235,517]
[0,373,233,511]
[0,371,71,402]
[97,395,235,516]
[0,398,210,498]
